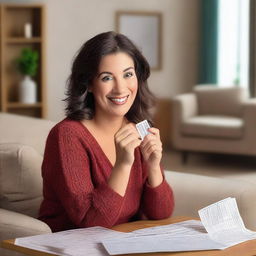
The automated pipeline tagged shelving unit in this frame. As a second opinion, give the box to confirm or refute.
[0,4,46,118]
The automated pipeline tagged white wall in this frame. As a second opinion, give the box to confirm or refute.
[3,0,200,121]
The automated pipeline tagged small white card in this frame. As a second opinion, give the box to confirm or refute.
[136,120,151,140]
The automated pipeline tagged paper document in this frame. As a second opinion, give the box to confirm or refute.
[199,197,256,247]
[103,197,256,255]
[15,227,132,256]
[15,197,256,256]
[102,220,224,255]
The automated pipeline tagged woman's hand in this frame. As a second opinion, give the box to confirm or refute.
[140,127,163,187]
[108,123,141,196]
[114,123,141,168]
[140,127,162,168]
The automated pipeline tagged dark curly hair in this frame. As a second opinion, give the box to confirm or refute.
[64,31,155,123]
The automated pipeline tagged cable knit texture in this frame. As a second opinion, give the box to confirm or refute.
[38,118,174,232]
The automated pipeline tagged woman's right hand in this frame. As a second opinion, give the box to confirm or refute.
[114,123,141,167]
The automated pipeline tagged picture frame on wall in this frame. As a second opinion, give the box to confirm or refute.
[116,11,162,70]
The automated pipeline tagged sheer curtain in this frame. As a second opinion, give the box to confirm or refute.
[217,0,249,89]
[199,0,250,94]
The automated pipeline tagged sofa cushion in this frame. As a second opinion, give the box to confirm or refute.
[181,116,244,139]
[194,86,244,117]
[0,143,43,218]
[0,113,55,155]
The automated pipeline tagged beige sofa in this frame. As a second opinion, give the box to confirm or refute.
[171,86,256,162]
[1,113,256,256]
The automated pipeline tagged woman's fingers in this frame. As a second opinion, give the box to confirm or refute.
[118,133,141,150]
[148,127,160,138]
[115,124,139,143]
[114,123,141,166]
[140,128,162,164]
[140,133,162,150]
[144,144,162,156]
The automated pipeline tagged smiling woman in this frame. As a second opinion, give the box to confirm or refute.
[38,31,174,232]
[64,31,154,123]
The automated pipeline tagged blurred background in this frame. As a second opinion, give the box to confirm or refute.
[0,0,256,173]
[1,2,256,247]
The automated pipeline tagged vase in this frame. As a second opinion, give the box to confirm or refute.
[19,75,37,103]
[24,23,32,38]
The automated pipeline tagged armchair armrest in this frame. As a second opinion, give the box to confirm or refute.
[242,99,256,151]
[171,93,198,147]
[0,208,51,240]
[172,93,198,121]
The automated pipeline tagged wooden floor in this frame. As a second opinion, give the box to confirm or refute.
[162,148,256,184]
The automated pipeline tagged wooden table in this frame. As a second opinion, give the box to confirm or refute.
[2,216,256,256]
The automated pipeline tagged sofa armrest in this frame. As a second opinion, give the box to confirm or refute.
[243,99,256,150]
[164,171,256,231]
[0,208,51,240]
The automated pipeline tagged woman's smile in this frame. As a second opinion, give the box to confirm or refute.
[107,95,129,105]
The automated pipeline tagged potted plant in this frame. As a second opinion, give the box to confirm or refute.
[16,48,39,103]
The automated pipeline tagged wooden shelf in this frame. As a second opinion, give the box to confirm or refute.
[7,102,42,108]
[6,37,42,44]
[0,4,46,118]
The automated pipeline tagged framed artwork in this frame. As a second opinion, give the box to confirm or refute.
[116,11,162,70]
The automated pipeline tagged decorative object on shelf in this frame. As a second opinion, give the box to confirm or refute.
[16,48,39,103]
[24,22,32,38]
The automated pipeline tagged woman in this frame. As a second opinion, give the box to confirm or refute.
[39,31,174,232]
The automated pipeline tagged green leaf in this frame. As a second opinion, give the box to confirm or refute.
[16,48,39,77]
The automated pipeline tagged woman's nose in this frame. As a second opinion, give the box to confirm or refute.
[113,78,126,93]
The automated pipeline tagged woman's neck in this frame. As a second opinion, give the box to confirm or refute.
[90,115,127,135]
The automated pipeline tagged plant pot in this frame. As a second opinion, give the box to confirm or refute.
[19,75,37,103]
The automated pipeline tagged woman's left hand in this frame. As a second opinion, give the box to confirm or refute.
[140,127,162,169]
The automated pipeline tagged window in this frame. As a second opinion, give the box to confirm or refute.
[217,0,249,89]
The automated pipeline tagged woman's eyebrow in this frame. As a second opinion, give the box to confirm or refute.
[97,71,112,77]
[123,67,134,72]
[97,67,134,77]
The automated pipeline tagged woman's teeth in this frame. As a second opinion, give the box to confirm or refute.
[109,96,128,104]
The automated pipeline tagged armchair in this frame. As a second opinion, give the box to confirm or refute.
[171,85,256,161]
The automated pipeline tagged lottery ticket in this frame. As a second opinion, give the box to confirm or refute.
[136,120,151,140]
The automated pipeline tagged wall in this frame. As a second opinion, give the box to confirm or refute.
[2,0,200,121]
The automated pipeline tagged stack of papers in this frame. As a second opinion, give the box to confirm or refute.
[102,220,223,254]
[103,197,256,255]
[15,197,256,256]
[15,227,131,256]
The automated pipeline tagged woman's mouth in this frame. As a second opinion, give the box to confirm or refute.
[108,95,129,105]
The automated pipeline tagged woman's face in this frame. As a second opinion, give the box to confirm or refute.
[90,52,138,120]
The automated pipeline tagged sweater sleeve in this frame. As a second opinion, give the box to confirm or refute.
[141,165,175,220]
[42,125,125,228]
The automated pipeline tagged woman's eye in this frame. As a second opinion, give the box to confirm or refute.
[101,76,113,82]
[124,72,133,78]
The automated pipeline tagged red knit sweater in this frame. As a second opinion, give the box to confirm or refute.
[38,118,174,232]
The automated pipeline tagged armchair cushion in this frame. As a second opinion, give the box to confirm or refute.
[0,208,51,256]
[0,143,43,218]
[0,208,51,239]
[181,116,244,139]
[194,86,244,116]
